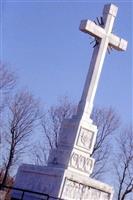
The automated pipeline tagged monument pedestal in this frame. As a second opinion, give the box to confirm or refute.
[12,116,113,200]
[13,164,113,200]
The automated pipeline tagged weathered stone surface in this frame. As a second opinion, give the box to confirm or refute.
[59,169,114,199]
[12,164,113,200]
[68,148,95,175]
[48,117,97,176]
[61,179,110,200]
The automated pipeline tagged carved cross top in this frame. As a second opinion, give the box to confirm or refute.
[78,4,128,119]
[80,4,127,51]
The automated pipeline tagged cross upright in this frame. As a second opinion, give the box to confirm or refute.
[78,4,128,120]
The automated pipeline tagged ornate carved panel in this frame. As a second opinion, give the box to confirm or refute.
[61,178,110,200]
[69,151,94,174]
[77,127,94,151]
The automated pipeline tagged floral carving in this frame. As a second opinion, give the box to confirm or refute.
[77,127,94,150]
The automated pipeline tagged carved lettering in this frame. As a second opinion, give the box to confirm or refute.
[61,178,110,200]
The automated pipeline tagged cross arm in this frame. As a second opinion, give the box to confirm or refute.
[109,33,128,51]
[79,20,105,39]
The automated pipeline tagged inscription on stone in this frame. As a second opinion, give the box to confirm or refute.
[77,127,94,150]
[61,178,110,200]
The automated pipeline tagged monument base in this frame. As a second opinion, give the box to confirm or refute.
[12,164,114,200]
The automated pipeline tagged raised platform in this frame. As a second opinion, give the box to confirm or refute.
[12,164,114,200]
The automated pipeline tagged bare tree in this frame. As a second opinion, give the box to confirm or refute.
[0,63,16,112]
[32,97,76,165]
[1,90,40,186]
[91,107,120,179]
[0,63,16,92]
[0,63,16,144]
[0,170,14,200]
[42,97,76,149]
[31,142,48,166]
[114,126,133,200]
[0,63,17,184]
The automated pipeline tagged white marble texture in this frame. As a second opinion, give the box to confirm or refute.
[13,164,113,200]
[78,4,127,121]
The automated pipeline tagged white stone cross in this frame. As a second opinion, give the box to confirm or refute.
[77,4,128,119]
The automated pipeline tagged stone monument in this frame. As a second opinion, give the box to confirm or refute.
[12,4,127,200]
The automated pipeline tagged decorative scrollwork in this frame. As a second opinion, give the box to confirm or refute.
[69,152,93,173]
[77,128,94,150]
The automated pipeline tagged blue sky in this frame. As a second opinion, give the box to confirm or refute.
[1,0,132,124]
